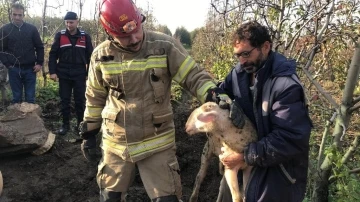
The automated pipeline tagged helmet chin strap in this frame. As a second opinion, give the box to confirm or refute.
[141,14,146,23]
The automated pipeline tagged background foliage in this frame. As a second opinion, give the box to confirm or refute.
[1,0,360,201]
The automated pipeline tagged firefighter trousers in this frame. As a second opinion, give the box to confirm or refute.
[97,145,182,201]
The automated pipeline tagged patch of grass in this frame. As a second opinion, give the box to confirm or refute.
[36,79,59,108]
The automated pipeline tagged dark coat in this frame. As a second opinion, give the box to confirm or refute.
[0,22,44,67]
[220,51,312,202]
[48,29,93,80]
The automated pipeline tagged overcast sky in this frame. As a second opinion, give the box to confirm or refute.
[28,0,211,34]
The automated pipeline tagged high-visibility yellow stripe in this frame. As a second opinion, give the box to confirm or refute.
[172,56,196,83]
[129,130,175,156]
[197,81,216,103]
[94,63,102,71]
[103,129,175,157]
[99,57,167,75]
[84,106,103,118]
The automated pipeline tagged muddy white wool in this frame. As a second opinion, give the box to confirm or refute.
[185,102,257,202]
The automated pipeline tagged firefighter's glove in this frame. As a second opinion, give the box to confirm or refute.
[81,135,97,162]
[79,120,101,139]
[205,87,232,110]
[229,102,245,129]
[79,121,101,162]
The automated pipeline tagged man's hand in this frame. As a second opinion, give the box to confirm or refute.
[219,148,245,169]
[81,135,97,162]
[33,64,42,72]
[50,74,58,81]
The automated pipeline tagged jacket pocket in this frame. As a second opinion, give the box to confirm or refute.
[102,108,120,135]
[152,109,174,133]
[96,161,106,189]
[149,68,167,103]
[279,163,296,184]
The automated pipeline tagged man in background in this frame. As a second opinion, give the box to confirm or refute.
[0,3,44,104]
[48,11,93,135]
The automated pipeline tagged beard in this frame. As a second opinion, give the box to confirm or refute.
[241,52,265,73]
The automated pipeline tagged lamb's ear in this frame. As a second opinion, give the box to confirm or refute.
[197,111,216,123]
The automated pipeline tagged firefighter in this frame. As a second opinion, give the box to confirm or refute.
[49,11,94,135]
[78,0,230,201]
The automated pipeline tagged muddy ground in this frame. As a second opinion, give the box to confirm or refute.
[0,101,222,202]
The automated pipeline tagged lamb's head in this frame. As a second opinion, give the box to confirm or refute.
[185,102,230,135]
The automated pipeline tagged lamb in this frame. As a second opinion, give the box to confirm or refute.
[185,102,257,202]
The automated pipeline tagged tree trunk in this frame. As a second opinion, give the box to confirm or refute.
[312,40,360,202]
[41,0,48,87]
[312,167,331,202]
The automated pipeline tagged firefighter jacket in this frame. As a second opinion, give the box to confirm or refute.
[48,29,93,80]
[84,31,217,162]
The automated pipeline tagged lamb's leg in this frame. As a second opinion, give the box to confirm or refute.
[219,144,242,202]
[216,176,232,202]
[189,140,213,202]
[224,167,242,202]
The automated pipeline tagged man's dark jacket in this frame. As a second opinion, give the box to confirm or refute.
[220,51,312,202]
[0,22,44,67]
[48,29,93,79]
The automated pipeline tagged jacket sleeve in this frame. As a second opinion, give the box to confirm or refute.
[85,34,93,66]
[32,27,44,66]
[48,33,61,74]
[244,84,312,167]
[83,51,108,126]
[0,26,9,67]
[167,38,216,103]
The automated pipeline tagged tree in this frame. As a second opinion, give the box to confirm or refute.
[156,24,172,36]
[174,26,191,46]
[191,0,360,201]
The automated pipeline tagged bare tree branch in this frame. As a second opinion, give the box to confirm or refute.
[317,112,336,169]
[349,167,360,174]
[341,135,359,164]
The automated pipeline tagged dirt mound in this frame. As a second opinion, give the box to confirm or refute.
[0,101,222,202]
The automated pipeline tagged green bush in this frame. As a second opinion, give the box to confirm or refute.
[36,79,59,108]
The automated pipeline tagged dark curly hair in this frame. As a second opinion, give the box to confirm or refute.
[233,21,272,48]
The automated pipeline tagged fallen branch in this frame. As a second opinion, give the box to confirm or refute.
[349,168,360,174]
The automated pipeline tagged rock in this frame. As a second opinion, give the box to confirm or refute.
[0,103,55,156]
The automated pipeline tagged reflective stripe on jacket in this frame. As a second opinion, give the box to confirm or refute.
[84,31,216,162]
[59,29,86,49]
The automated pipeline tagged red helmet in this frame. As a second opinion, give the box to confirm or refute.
[99,0,143,37]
